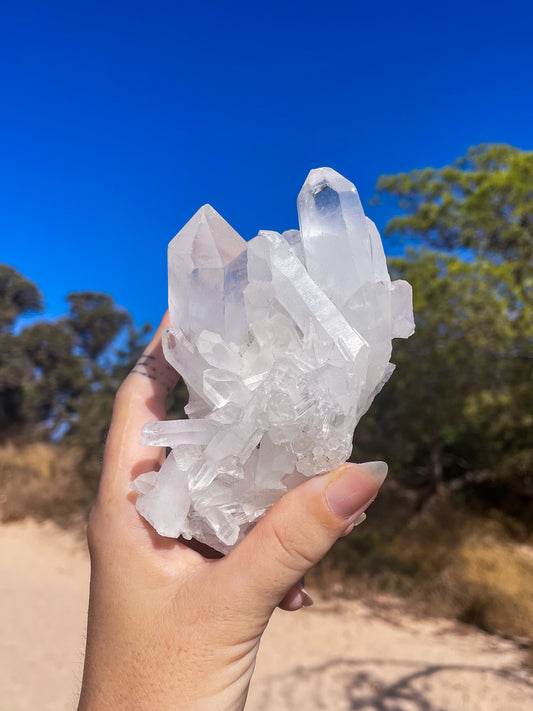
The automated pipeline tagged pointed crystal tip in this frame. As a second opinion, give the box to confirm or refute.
[299,167,357,200]
[196,203,218,219]
[169,202,246,268]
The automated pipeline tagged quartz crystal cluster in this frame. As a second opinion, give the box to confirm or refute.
[132,168,415,553]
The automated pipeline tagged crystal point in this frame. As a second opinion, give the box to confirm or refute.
[134,169,415,553]
[168,204,247,339]
[297,167,373,309]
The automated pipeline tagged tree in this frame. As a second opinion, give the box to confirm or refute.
[0,265,138,443]
[0,266,43,430]
[356,251,532,510]
[376,143,533,265]
[359,145,533,518]
[65,322,149,458]
[377,144,533,342]
[0,264,43,333]
[67,292,132,362]
[18,320,87,432]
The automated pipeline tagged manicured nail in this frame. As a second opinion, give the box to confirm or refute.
[341,512,366,537]
[296,580,314,606]
[326,462,388,520]
[356,461,388,486]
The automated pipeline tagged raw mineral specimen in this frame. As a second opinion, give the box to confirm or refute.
[132,168,415,553]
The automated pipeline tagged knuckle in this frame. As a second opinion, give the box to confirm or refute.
[268,518,317,573]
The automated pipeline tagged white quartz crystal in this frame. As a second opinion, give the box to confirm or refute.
[132,168,415,553]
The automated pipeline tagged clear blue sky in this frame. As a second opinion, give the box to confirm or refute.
[2,0,532,329]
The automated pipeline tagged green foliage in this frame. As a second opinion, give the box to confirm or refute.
[0,264,43,333]
[0,266,44,430]
[358,143,533,519]
[0,263,188,493]
[67,292,131,361]
[0,270,144,448]
[357,251,532,508]
[19,320,86,428]
[376,143,533,265]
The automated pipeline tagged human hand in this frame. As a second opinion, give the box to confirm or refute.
[77,313,387,711]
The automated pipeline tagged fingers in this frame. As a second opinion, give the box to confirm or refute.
[97,312,180,505]
[218,462,388,620]
[278,579,314,611]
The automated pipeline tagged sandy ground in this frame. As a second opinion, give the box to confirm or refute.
[1,520,532,711]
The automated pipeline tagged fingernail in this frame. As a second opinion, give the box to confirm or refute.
[341,512,366,537]
[326,462,388,520]
[356,461,389,486]
[354,512,367,525]
[296,580,314,607]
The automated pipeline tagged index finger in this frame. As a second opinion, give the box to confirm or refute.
[97,312,180,506]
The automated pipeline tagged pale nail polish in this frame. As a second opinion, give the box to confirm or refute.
[326,462,387,520]
[356,461,388,486]
[296,581,314,606]
[353,512,367,526]
[341,512,366,536]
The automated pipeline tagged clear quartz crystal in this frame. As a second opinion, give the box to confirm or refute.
[132,168,415,553]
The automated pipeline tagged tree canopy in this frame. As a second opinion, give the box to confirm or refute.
[357,144,533,519]
[0,265,43,333]
[376,143,533,265]
[0,268,135,442]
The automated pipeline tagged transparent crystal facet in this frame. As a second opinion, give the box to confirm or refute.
[133,168,415,553]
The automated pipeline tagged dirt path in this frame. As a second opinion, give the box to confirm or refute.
[1,520,531,711]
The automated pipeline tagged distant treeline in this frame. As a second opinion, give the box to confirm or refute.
[1,144,532,522]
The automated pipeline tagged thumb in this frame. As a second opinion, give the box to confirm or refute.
[219,461,387,619]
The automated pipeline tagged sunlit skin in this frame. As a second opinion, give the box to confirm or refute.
[77,313,386,711]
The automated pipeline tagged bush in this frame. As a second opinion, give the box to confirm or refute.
[311,495,533,646]
[428,538,533,640]
[0,441,93,525]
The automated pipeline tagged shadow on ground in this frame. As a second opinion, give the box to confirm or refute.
[251,658,533,710]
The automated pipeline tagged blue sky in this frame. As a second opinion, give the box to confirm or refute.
[2,0,532,329]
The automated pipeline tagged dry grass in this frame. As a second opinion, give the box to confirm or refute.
[311,498,533,651]
[2,441,532,655]
[0,441,93,526]
[418,536,533,639]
